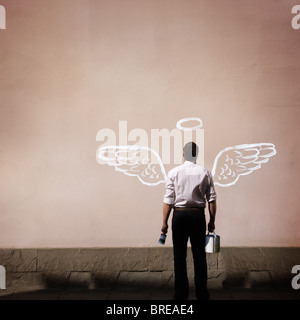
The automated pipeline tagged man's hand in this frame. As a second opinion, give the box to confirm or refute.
[161,222,168,235]
[208,220,215,233]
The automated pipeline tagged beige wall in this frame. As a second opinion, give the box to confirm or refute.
[0,0,299,247]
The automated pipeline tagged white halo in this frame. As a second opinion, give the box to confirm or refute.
[176,117,203,131]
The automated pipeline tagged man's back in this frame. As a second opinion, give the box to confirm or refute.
[164,161,216,208]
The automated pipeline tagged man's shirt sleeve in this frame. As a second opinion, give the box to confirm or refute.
[206,171,217,203]
[163,172,175,205]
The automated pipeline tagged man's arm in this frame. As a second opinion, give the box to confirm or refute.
[208,200,216,232]
[161,203,172,235]
[162,171,175,235]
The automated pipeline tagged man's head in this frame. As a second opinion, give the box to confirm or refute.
[183,142,199,162]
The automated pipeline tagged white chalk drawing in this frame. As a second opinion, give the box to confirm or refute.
[96,119,277,187]
[97,145,167,186]
[211,143,276,187]
[176,117,203,131]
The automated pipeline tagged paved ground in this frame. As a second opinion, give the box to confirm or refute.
[0,286,299,300]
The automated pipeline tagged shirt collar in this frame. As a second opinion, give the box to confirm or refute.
[184,160,196,165]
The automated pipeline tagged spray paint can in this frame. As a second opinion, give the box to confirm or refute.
[158,233,167,245]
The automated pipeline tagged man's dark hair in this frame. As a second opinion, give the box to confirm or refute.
[183,142,199,162]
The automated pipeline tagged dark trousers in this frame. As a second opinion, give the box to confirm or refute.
[172,208,208,300]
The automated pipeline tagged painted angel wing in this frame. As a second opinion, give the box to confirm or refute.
[212,143,276,187]
[96,145,167,186]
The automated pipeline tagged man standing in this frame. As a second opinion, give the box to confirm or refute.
[161,142,217,300]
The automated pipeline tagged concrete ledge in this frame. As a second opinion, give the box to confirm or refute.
[0,247,299,292]
[0,249,37,272]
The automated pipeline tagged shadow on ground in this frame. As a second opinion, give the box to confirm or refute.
[0,282,299,300]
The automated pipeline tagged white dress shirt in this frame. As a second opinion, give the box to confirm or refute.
[163,160,217,208]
